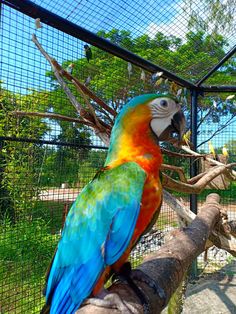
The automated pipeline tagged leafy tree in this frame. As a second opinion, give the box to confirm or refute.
[45,28,235,149]
[0,86,48,220]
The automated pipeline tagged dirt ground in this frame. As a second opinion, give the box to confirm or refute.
[181,261,236,314]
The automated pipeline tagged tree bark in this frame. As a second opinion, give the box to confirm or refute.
[76,194,225,314]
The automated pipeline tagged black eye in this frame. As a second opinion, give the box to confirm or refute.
[160,99,168,107]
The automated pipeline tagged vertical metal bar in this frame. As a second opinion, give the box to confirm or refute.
[190,89,198,278]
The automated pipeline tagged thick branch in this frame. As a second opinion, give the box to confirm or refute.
[162,163,236,193]
[163,190,236,255]
[77,194,233,314]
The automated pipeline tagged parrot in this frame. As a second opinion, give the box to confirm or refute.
[208,141,217,160]
[41,94,186,314]
[84,44,92,62]
[222,145,229,158]
[183,130,191,147]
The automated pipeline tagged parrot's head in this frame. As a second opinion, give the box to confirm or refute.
[106,94,186,166]
[148,96,185,143]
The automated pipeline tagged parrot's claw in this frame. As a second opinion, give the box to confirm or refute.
[130,269,166,303]
[84,291,138,314]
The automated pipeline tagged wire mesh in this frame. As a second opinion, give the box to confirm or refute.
[29,0,236,83]
[197,92,236,274]
[0,0,236,313]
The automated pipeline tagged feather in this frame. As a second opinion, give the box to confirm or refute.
[226,94,235,100]
[140,70,146,82]
[127,62,133,78]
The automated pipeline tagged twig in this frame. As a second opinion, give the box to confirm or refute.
[161,148,206,159]
[197,114,236,148]
[32,34,116,118]
[162,163,236,194]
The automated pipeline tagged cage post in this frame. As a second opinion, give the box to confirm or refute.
[189,89,198,278]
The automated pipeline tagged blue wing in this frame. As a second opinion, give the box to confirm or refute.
[44,161,146,314]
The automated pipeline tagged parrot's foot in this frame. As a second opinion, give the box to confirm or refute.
[84,289,138,314]
[112,262,150,314]
[130,269,166,303]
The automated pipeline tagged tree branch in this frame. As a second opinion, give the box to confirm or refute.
[77,194,236,314]
[197,106,214,129]
[162,163,236,193]
[11,111,94,127]
[197,114,236,148]
[32,33,111,144]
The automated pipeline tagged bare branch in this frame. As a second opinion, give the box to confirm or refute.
[162,163,236,194]
[197,106,214,129]
[11,111,94,127]
[32,34,111,144]
[198,114,236,148]
[163,190,195,224]
[161,164,187,183]
[163,191,236,255]
[32,34,83,115]
[161,148,206,159]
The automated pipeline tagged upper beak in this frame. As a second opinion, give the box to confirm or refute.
[171,110,186,141]
[158,109,186,144]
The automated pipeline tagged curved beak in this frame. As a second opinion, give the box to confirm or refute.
[158,110,186,143]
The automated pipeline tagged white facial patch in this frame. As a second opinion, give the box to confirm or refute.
[149,97,181,137]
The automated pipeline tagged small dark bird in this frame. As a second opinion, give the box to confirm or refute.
[84,44,92,62]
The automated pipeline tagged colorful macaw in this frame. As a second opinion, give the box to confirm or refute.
[41,94,185,314]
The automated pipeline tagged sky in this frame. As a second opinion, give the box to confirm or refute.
[0,0,235,150]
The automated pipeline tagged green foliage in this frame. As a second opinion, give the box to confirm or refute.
[184,0,236,35]
[0,218,59,313]
[38,148,106,187]
[0,87,49,220]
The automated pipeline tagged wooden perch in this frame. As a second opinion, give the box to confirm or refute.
[76,194,236,314]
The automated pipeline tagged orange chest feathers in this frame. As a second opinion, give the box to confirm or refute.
[132,173,162,244]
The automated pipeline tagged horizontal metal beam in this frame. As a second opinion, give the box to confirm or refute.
[0,136,108,149]
[3,0,198,89]
[202,85,236,93]
[196,44,236,86]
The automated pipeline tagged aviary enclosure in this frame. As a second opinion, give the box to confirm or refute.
[0,0,236,313]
